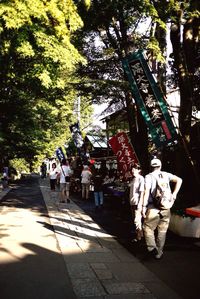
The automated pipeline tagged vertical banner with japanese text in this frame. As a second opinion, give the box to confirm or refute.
[56,147,65,162]
[69,122,84,149]
[109,132,139,181]
[122,50,177,148]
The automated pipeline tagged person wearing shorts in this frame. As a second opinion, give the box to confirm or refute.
[57,159,72,203]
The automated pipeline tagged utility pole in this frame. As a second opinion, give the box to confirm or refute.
[77,96,81,123]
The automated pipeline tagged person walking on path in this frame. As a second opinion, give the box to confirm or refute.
[93,169,104,212]
[57,159,72,203]
[142,158,182,259]
[40,162,47,178]
[81,165,92,200]
[129,164,144,242]
[49,162,58,191]
[1,166,9,189]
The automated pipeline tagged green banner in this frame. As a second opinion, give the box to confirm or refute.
[122,50,178,148]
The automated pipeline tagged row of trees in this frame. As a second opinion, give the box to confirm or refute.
[0,0,92,171]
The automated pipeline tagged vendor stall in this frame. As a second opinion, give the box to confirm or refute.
[169,205,200,238]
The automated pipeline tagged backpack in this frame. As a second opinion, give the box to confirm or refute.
[152,172,174,210]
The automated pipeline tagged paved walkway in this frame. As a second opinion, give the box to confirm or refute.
[38,178,182,299]
[0,180,76,299]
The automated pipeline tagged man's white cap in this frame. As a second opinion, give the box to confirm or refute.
[150,158,162,167]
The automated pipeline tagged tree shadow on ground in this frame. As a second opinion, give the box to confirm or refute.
[0,242,76,299]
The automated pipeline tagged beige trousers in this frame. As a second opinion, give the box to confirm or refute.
[82,183,90,199]
[143,208,171,253]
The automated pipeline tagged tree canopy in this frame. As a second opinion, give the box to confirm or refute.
[0,0,91,169]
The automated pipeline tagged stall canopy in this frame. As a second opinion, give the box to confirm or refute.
[84,134,112,158]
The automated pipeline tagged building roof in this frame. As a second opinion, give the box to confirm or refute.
[100,108,127,122]
[86,135,107,149]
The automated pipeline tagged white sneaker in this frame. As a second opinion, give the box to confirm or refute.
[155,251,163,259]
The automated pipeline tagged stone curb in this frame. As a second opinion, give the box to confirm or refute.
[0,187,11,201]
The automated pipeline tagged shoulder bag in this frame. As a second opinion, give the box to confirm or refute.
[61,166,70,183]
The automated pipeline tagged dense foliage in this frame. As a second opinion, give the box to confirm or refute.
[0,0,91,170]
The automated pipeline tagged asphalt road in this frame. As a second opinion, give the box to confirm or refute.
[0,176,76,299]
[72,191,200,299]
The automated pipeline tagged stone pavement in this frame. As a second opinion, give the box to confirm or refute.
[39,178,182,299]
[0,180,77,299]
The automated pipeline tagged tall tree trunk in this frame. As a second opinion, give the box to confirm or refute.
[156,26,167,95]
[170,23,193,145]
[125,92,149,174]
[170,18,200,196]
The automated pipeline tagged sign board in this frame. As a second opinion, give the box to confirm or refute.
[109,132,139,180]
[122,50,178,148]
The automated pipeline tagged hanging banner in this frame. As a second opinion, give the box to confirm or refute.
[56,147,65,162]
[122,50,178,148]
[69,122,84,148]
[109,132,139,181]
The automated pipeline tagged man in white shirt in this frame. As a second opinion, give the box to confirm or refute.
[129,165,144,241]
[142,158,182,259]
[57,159,72,203]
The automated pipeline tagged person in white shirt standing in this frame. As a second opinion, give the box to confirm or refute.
[129,164,144,242]
[49,163,58,191]
[57,159,72,203]
[81,165,92,200]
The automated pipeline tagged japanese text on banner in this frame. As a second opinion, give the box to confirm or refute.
[109,132,139,181]
[122,50,178,148]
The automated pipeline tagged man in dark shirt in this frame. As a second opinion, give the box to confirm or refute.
[93,169,104,212]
